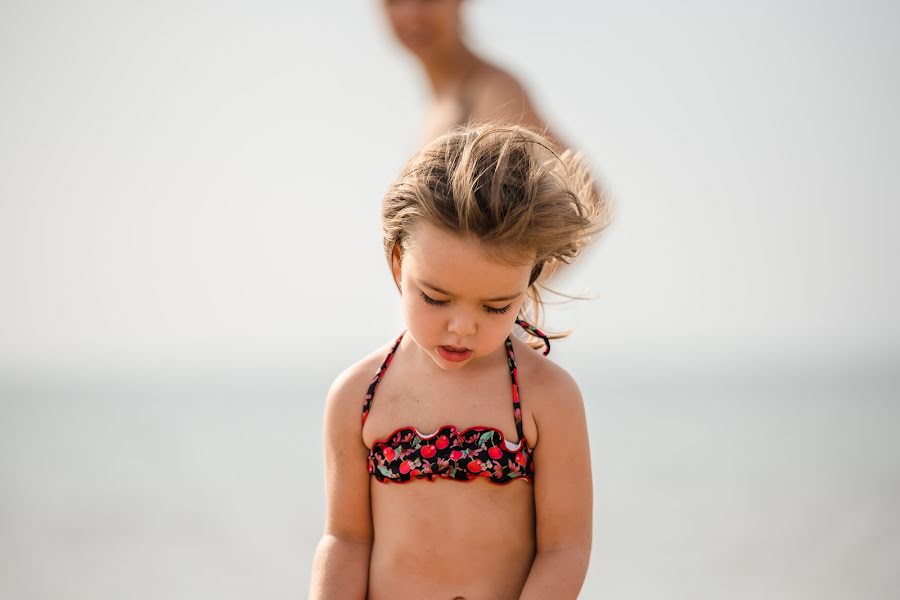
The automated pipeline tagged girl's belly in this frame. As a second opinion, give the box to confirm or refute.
[367,476,535,600]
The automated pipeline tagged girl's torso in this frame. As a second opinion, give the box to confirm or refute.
[361,331,545,599]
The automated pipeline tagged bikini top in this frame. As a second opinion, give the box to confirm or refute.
[363,318,550,485]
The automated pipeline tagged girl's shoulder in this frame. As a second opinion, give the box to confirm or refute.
[509,336,584,422]
[325,339,397,427]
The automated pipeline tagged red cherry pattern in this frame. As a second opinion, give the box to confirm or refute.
[368,425,533,484]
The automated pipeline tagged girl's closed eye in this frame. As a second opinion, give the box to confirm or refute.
[420,291,512,315]
[420,291,449,306]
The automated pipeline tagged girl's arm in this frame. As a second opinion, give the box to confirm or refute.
[519,369,593,599]
[309,366,375,600]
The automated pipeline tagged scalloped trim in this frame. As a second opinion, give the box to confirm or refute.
[370,424,532,453]
[372,473,533,486]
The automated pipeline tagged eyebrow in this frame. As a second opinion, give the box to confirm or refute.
[418,279,523,303]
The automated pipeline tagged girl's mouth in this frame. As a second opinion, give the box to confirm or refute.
[437,345,473,362]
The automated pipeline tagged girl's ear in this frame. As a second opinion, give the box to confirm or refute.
[391,244,403,291]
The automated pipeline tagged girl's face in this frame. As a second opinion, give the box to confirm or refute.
[392,222,534,370]
[381,0,463,61]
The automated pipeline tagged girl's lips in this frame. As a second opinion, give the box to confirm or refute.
[437,345,473,362]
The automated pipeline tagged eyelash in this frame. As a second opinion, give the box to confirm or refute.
[419,291,512,315]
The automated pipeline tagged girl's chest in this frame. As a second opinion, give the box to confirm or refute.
[362,370,519,447]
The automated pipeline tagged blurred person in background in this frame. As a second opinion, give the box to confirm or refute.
[380,0,563,148]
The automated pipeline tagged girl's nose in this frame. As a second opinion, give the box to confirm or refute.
[447,313,476,337]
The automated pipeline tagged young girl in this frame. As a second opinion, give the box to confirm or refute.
[309,123,610,599]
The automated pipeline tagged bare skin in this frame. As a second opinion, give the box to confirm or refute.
[380,0,563,148]
[309,224,593,599]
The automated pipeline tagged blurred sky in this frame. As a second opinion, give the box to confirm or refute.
[1,0,899,375]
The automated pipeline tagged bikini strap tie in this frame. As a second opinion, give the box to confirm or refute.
[515,317,551,356]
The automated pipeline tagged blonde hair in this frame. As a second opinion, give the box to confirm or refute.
[382,123,612,345]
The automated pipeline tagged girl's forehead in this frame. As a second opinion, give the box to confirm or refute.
[405,224,533,292]
[407,222,532,263]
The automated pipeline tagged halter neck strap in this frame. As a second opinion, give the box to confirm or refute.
[360,318,551,434]
[515,317,551,356]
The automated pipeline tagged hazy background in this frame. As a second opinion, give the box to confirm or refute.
[1,1,898,598]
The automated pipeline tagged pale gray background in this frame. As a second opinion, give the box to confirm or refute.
[1,1,898,598]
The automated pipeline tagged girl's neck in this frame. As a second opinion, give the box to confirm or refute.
[420,41,480,97]
[399,331,506,377]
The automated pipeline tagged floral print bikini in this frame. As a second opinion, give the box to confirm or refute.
[363,317,550,485]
